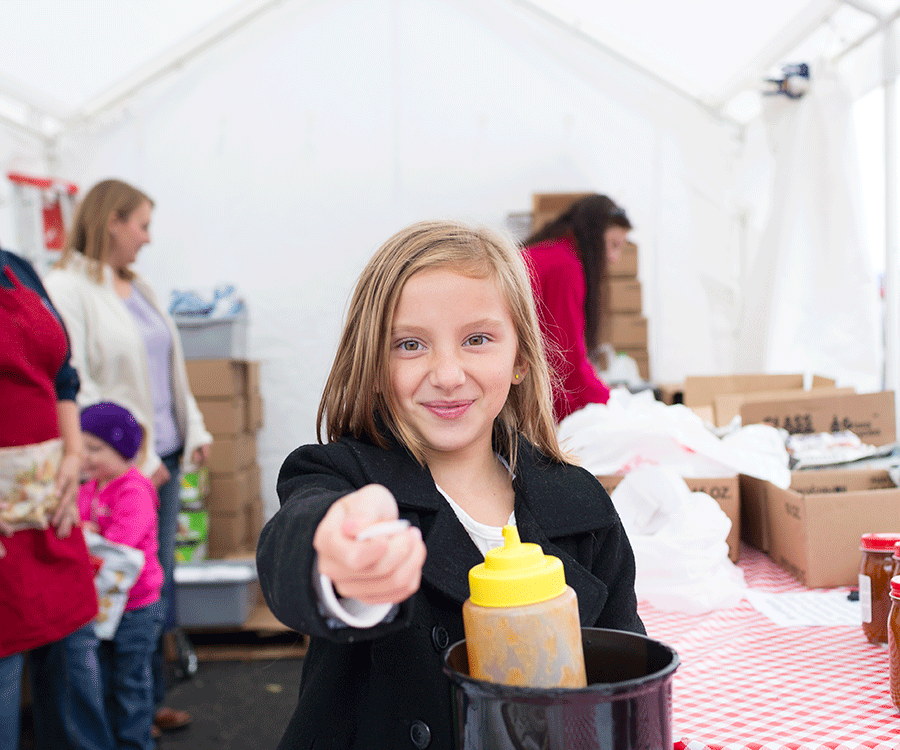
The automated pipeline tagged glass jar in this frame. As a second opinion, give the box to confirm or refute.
[889,576,900,712]
[893,541,900,579]
[859,533,900,645]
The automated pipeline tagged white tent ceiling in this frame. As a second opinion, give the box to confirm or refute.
[2,0,899,514]
[0,0,898,138]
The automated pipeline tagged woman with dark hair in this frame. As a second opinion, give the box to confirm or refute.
[522,194,633,422]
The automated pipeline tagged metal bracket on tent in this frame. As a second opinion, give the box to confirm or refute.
[763,63,811,99]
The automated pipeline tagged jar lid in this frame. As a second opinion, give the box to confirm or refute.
[468,525,566,608]
[859,533,900,552]
[894,541,900,560]
[892,576,900,598]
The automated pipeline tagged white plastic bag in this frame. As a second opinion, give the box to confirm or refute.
[85,530,145,640]
[612,466,745,615]
[558,389,791,488]
[595,344,643,387]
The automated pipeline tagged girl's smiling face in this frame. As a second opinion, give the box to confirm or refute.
[82,432,130,486]
[389,269,524,466]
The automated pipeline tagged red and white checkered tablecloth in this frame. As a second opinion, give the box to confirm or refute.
[638,544,900,750]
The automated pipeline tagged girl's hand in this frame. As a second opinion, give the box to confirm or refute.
[51,452,83,538]
[192,443,211,467]
[314,484,426,606]
[150,462,171,489]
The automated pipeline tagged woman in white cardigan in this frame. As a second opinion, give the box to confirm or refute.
[45,179,212,737]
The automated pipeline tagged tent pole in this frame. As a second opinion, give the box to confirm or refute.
[884,22,899,419]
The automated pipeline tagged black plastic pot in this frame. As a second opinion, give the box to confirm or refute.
[442,627,679,750]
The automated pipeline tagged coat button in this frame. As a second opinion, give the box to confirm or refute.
[410,720,431,748]
[431,626,449,652]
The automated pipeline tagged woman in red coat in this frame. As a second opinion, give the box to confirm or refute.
[522,194,633,421]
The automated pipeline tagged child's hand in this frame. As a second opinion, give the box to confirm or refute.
[314,484,426,606]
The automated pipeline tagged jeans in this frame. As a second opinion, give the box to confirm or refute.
[56,624,114,750]
[0,652,23,750]
[152,449,182,706]
[99,600,164,750]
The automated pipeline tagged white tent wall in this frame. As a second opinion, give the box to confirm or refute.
[33,0,741,520]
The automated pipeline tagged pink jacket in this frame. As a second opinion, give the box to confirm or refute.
[78,467,163,611]
[523,236,611,421]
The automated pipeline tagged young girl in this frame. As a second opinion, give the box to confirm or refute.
[78,401,164,750]
[257,220,643,750]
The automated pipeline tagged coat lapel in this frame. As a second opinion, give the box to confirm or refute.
[353,437,618,615]
[420,502,485,605]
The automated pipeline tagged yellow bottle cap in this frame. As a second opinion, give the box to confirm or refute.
[468,526,566,607]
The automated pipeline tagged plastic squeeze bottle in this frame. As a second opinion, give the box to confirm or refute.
[462,525,587,688]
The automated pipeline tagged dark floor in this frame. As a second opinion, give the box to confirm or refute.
[154,653,302,749]
[20,631,306,750]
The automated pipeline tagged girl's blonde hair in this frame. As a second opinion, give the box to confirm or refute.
[57,179,154,282]
[318,219,571,469]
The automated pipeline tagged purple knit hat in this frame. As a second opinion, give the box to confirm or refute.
[80,402,143,460]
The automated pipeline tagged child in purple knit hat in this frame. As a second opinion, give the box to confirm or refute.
[79,402,164,750]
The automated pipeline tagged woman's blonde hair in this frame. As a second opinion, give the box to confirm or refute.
[57,179,153,282]
[318,219,571,469]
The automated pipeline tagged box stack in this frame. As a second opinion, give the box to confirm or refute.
[600,241,648,380]
[185,359,264,559]
[530,192,593,236]
[530,192,649,380]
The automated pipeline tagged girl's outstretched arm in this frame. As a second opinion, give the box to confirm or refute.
[314,484,425,606]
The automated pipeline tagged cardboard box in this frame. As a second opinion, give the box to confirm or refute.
[765,469,900,588]
[740,390,896,447]
[604,279,642,313]
[681,373,829,408]
[207,433,256,473]
[245,495,264,549]
[245,361,260,395]
[207,512,248,559]
[207,469,252,515]
[246,391,263,432]
[607,241,638,277]
[738,473,770,551]
[532,192,593,216]
[713,387,855,428]
[186,359,253,398]
[247,462,262,499]
[685,476,741,562]
[756,466,899,552]
[655,383,683,405]
[197,396,247,436]
[601,313,648,348]
[597,474,740,562]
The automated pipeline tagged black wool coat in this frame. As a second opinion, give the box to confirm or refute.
[256,435,644,750]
